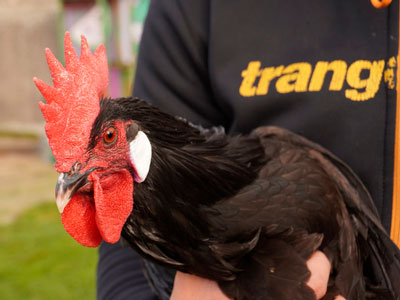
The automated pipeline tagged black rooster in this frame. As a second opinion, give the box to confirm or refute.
[34,33,400,300]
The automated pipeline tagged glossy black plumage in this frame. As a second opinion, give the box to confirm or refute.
[92,97,400,300]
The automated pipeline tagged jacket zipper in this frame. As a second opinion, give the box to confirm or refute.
[390,2,400,247]
[370,0,392,9]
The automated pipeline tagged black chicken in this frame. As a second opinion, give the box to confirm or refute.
[34,33,400,300]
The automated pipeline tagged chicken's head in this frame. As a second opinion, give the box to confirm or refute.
[34,33,151,247]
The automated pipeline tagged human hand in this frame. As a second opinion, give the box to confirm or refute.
[306,251,346,300]
[170,250,346,300]
[306,250,331,298]
[170,271,232,300]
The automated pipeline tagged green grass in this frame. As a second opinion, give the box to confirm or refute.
[0,202,98,299]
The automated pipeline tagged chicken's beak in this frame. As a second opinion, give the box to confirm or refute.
[55,166,94,213]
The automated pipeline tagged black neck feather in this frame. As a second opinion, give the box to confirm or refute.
[93,97,266,208]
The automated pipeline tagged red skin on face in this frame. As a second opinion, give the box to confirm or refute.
[61,120,134,247]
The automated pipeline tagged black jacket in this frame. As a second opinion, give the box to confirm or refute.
[134,0,399,237]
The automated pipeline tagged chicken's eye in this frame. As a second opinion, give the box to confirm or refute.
[103,127,117,145]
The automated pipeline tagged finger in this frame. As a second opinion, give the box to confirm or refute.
[306,251,331,299]
[171,272,232,300]
[335,296,346,300]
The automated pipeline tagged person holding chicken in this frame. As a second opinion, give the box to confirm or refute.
[33,0,400,299]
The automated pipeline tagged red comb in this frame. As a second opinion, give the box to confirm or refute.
[34,32,109,172]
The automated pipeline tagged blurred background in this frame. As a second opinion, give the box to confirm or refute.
[0,0,148,298]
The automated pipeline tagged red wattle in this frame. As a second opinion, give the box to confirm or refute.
[61,170,133,247]
[91,170,134,244]
[61,193,102,247]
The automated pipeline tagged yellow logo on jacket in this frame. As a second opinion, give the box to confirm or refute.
[239,57,396,101]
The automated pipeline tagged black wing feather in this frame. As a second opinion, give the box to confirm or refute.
[252,126,400,299]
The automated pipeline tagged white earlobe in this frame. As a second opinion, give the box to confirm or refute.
[129,131,152,183]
